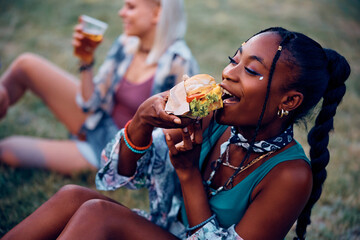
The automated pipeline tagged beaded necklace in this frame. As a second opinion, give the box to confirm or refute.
[205,146,275,197]
[204,125,293,198]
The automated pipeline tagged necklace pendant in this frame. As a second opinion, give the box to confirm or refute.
[221,145,240,170]
[222,161,239,170]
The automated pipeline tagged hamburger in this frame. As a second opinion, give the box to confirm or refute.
[184,74,223,118]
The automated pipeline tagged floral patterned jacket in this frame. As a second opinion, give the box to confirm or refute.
[95,127,243,239]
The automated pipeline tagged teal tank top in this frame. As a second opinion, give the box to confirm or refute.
[181,121,311,228]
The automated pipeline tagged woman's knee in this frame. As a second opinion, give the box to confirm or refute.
[4,53,42,86]
[56,184,96,199]
[12,53,42,71]
[56,184,89,195]
[54,185,103,207]
[77,198,130,220]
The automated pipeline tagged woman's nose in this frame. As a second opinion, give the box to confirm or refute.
[222,65,239,83]
[118,7,126,18]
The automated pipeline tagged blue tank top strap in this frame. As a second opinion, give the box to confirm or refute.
[247,141,310,189]
[207,142,311,228]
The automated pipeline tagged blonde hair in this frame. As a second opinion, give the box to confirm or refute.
[146,0,187,64]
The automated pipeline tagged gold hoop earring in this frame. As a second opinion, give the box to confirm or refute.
[277,109,289,118]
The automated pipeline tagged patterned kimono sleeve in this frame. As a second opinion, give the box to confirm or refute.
[76,36,123,113]
[186,220,243,240]
[171,55,197,86]
[95,128,168,191]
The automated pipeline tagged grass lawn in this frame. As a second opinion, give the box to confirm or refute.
[1,0,360,238]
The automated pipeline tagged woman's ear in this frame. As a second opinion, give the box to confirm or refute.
[152,5,161,24]
[279,90,303,112]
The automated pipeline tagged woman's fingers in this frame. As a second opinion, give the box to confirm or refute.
[136,92,197,129]
[166,125,198,156]
[72,32,83,47]
[181,127,193,150]
[166,133,178,155]
[193,120,203,145]
[151,93,193,127]
[74,24,83,33]
[166,128,193,156]
[157,107,182,125]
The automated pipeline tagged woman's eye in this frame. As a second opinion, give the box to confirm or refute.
[228,56,237,64]
[245,67,261,76]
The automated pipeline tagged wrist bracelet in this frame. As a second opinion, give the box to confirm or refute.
[123,120,152,154]
[123,134,149,154]
[186,214,216,234]
[79,59,95,72]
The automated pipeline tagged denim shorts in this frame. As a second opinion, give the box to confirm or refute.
[74,114,119,168]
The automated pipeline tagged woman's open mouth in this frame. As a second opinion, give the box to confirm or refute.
[222,88,240,104]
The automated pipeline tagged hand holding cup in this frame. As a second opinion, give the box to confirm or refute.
[73,15,108,63]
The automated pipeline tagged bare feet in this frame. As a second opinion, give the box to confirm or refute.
[0,84,10,119]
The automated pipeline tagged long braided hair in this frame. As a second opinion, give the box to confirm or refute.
[245,27,350,239]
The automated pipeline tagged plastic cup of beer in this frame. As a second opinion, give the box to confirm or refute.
[74,15,108,62]
[81,15,108,40]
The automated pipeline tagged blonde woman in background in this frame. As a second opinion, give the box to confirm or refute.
[0,0,198,174]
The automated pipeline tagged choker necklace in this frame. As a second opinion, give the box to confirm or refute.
[226,125,294,153]
[138,46,151,54]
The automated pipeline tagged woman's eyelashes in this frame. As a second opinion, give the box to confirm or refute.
[245,67,261,76]
[228,56,237,64]
[228,56,262,77]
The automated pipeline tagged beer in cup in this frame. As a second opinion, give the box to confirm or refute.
[74,15,108,63]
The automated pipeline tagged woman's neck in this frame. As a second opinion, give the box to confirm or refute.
[138,28,156,54]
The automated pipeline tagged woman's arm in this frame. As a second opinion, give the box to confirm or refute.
[72,23,100,103]
[78,65,95,101]
[74,35,126,113]
[117,92,194,176]
[95,90,195,192]
[165,121,214,234]
[235,159,313,240]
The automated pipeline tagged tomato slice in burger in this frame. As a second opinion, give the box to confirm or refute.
[186,93,205,103]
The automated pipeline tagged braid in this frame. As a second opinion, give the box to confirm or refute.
[246,32,295,154]
[294,48,350,239]
[230,27,350,239]
[247,27,350,239]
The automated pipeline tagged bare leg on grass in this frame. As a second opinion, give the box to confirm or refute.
[0,53,96,173]
[2,185,179,240]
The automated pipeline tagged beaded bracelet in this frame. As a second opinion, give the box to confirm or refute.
[79,59,95,72]
[123,120,152,154]
[185,214,217,234]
